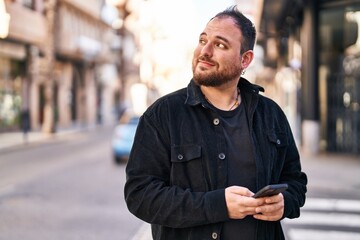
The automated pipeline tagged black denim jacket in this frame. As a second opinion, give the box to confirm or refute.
[125,78,307,240]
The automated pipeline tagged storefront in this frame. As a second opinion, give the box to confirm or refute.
[0,56,25,132]
[260,0,360,155]
[0,1,46,133]
[319,0,360,153]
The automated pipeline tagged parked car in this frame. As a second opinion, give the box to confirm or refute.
[112,116,139,164]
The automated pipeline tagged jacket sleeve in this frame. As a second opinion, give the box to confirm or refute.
[124,108,229,228]
[253,95,307,220]
[280,120,308,219]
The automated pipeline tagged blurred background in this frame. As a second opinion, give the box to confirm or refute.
[0,0,360,240]
[1,0,359,155]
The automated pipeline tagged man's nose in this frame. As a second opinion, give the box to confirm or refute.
[200,43,213,57]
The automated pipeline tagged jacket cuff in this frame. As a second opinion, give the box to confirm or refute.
[205,188,230,223]
[281,191,299,219]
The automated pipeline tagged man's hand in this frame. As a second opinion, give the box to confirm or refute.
[253,193,285,221]
[225,186,285,221]
[225,186,265,219]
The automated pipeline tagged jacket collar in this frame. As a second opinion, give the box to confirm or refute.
[185,77,264,107]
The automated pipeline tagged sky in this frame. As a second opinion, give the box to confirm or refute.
[193,0,236,33]
[132,0,237,96]
[149,0,235,38]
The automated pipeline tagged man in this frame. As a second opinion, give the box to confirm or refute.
[125,5,307,240]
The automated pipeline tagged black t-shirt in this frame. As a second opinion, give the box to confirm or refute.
[216,103,257,240]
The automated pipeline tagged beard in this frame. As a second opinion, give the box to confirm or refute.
[192,56,242,87]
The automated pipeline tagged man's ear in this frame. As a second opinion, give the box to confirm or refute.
[241,50,254,69]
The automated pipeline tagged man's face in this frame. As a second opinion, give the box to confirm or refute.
[192,17,244,87]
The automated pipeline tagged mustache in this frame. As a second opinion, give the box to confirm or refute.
[198,55,216,65]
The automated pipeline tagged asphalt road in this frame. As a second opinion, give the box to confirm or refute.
[0,126,144,240]
[1,126,359,240]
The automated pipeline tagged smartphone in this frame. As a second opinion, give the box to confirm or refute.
[253,184,288,198]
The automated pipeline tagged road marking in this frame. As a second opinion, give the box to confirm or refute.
[131,223,152,240]
[283,197,360,240]
[285,198,360,228]
[304,198,360,212]
[284,211,360,227]
[287,229,360,240]
[0,184,16,197]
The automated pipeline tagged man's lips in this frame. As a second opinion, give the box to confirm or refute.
[198,60,216,67]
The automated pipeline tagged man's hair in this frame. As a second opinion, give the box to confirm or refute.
[211,5,256,54]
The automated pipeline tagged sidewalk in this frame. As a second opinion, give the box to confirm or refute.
[299,150,360,199]
[1,128,359,198]
[0,125,93,154]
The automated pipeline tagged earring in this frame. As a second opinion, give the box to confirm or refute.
[241,69,246,75]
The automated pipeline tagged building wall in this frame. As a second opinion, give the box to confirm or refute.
[259,0,360,155]
[0,0,123,135]
[5,1,47,45]
[54,61,72,127]
[318,1,360,154]
[0,0,46,132]
[54,0,122,129]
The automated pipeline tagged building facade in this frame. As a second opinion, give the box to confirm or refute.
[259,0,360,155]
[0,0,123,135]
[52,0,121,130]
[0,0,47,133]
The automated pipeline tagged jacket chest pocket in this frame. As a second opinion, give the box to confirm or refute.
[170,145,205,191]
[266,130,289,181]
[267,131,288,147]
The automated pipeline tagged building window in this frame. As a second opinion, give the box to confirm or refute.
[0,58,24,132]
[319,3,360,153]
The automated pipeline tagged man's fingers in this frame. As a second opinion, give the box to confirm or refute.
[227,185,254,197]
[252,194,285,221]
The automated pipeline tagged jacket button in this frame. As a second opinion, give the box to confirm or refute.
[276,139,281,145]
[213,118,220,125]
[177,154,183,160]
[218,153,225,160]
[212,232,218,239]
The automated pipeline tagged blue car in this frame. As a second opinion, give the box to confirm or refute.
[112,116,139,163]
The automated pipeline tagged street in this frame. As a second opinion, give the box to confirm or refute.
[0,126,144,240]
[0,126,360,240]
[282,153,360,240]
[283,197,360,240]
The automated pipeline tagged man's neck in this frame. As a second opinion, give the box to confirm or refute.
[201,84,241,111]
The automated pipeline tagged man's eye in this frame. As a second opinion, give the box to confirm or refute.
[217,43,226,49]
[199,39,206,45]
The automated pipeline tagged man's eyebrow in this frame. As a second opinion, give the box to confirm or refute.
[199,33,230,44]
[215,35,230,44]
